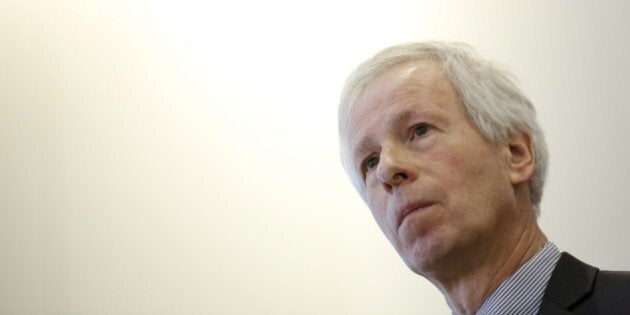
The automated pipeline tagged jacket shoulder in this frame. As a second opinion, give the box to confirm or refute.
[576,270,630,314]
[545,253,630,314]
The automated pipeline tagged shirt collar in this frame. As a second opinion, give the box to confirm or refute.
[451,242,561,315]
[476,242,561,315]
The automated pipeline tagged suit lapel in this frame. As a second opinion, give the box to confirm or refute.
[538,299,574,315]
[537,252,598,315]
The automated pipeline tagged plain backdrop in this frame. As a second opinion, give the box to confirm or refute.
[1,0,629,314]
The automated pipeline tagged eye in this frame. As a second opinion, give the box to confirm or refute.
[411,123,430,139]
[364,156,379,172]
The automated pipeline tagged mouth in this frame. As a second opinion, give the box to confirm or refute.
[396,201,433,229]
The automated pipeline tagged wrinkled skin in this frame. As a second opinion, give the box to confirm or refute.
[347,61,525,278]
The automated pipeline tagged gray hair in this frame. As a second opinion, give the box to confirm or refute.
[338,42,548,216]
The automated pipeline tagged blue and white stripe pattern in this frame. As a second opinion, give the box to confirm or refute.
[457,242,561,315]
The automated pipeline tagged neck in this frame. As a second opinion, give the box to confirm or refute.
[432,209,547,315]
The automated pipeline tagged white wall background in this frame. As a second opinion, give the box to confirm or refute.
[1,0,629,314]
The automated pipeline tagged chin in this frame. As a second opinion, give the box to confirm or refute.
[400,229,456,276]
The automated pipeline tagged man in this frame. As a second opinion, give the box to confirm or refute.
[338,42,630,315]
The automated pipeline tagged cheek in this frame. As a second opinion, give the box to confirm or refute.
[426,149,467,190]
[367,191,398,239]
[367,191,388,225]
[429,145,501,207]
[443,150,512,229]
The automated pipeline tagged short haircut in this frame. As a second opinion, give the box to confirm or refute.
[338,41,548,216]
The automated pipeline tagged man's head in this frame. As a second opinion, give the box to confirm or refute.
[339,42,547,213]
[338,42,547,275]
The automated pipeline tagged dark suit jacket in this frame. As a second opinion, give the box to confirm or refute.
[538,252,630,315]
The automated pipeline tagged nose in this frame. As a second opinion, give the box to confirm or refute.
[375,146,416,192]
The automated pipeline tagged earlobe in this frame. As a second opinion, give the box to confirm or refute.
[507,132,535,185]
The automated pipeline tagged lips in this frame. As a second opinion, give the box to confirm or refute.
[396,201,433,229]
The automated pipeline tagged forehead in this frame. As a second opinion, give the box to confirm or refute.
[350,61,458,123]
[347,61,462,150]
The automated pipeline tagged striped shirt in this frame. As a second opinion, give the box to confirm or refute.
[467,242,561,315]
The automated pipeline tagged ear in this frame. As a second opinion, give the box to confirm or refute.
[507,132,535,185]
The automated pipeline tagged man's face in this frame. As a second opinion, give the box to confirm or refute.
[347,62,518,276]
